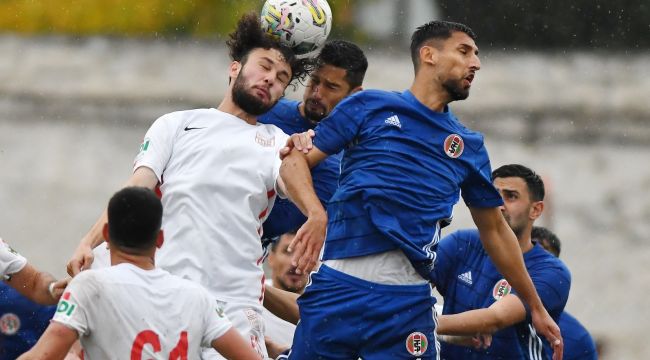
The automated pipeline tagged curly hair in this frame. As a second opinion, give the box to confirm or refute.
[226,13,311,85]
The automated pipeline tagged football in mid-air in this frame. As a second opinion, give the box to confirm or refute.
[260,0,332,58]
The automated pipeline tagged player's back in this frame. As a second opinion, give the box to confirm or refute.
[53,263,231,360]
[559,312,597,360]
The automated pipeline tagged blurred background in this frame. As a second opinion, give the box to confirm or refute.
[0,1,648,358]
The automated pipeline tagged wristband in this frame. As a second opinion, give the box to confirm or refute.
[48,281,57,298]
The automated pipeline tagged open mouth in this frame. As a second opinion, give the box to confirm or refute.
[464,73,475,87]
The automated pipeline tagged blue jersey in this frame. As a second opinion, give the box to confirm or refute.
[559,312,597,360]
[312,90,502,278]
[258,98,342,239]
[0,283,55,360]
[432,229,572,359]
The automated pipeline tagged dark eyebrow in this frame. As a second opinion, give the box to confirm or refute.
[501,189,519,196]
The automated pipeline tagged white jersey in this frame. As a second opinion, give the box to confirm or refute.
[53,263,231,360]
[0,237,27,278]
[133,108,288,308]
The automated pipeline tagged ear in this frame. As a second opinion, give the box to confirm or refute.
[349,85,363,94]
[102,223,110,244]
[419,45,438,67]
[155,230,164,249]
[229,61,242,80]
[529,201,544,221]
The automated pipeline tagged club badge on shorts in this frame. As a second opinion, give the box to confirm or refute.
[406,331,428,356]
[492,279,512,300]
[444,134,464,158]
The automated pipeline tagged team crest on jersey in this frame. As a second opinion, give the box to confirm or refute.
[56,292,77,318]
[255,132,275,147]
[443,134,464,158]
[405,331,428,356]
[0,313,20,335]
[492,279,512,300]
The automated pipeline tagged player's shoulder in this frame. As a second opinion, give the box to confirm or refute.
[444,228,481,244]
[348,89,402,104]
[528,244,572,276]
[267,98,300,118]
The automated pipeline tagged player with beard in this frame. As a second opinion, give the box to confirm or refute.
[432,164,571,359]
[279,21,563,359]
[258,40,367,241]
[66,13,309,359]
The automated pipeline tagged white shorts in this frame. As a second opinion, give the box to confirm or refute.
[201,300,267,359]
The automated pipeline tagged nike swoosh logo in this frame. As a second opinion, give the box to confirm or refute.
[184,126,206,131]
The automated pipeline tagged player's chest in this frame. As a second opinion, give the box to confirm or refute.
[453,260,510,308]
[171,126,280,171]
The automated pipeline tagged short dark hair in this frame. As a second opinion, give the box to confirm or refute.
[492,164,545,202]
[316,40,368,89]
[531,226,561,257]
[410,20,476,72]
[107,187,162,253]
[226,13,310,84]
[270,228,299,252]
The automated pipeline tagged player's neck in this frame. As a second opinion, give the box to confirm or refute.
[110,250,156,270]
[409,78,451,113]
[217,97,257,125]
[517,231,533,254]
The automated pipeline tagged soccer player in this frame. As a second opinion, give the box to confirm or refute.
[433,164,571,359]
[20,187,260,360]
[262,230,308,350]
[533,226,598,360]
[66,14,309,359]
[259,39,368,240]
[1,238,66,305]
[280,21,563,359]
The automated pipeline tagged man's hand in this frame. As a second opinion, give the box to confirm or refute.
[49,277,70,300]
[288,209,327,275]
[66,243,94,276]
[531,305,563,360]
[280,129,316,159]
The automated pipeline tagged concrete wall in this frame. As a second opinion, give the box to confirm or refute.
[1,36,649,358]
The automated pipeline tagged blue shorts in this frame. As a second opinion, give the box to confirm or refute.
[288,264,438,359]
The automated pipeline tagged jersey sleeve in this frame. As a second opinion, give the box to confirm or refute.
[313,95,367,155]
[133,113,183,182]
[200,290,233,347]
[0,238,27,278]
[430,231,462,295]
[51,274,93,337]
[460,142,503,208]
[523,262,571,322]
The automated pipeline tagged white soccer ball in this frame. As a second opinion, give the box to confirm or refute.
[260,0,333,58]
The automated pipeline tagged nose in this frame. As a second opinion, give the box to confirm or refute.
[470,54,481,71]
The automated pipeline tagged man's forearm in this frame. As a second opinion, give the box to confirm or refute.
[480,222,542,310]
[438,309,499,335]
[263,286,300,325]
[7,264,57,305]
[280,149,326,218]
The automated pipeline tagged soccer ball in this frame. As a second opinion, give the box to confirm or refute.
[260,0,333,58]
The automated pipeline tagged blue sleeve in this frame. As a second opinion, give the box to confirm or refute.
[431,231,462,295]
[461,142,503,208]
[313,95,367,155]
[524,263,571,322]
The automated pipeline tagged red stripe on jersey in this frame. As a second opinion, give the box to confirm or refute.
[258,208,268,219]
[258,274,266,303]
[154,184,162,198]
[267,189,276,198]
